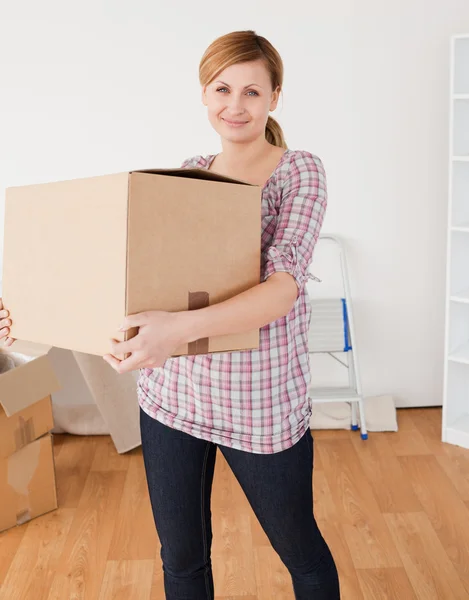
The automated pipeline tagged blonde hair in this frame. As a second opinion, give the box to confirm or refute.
[199,30,287,149]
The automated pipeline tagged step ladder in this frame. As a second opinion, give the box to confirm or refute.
[307,234,368,440]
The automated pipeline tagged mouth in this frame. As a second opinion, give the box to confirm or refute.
[222,118,249,127]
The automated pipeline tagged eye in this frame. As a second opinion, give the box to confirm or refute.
[215,87,259,96]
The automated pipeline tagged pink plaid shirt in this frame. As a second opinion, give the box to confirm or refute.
[138,149,327,454]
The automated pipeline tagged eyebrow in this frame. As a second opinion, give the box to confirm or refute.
[215,80,262,89]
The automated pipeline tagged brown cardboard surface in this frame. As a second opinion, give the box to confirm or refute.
[0,433,57,533]
[0,396,53,459]
[3,173,129,354]
[127,172,260,355]
[3,168,261,357]
[0,341,60,417]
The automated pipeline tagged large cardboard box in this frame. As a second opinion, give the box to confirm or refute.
[3,168,261,357]
[0,341,61,532]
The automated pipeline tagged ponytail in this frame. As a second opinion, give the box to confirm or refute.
[265,115,287,149]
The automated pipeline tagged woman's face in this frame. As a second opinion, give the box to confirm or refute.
[202,59,280,143]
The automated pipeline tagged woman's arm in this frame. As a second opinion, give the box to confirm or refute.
[177,271,298,344]
[103,274,297,373]
[180,151,327,346]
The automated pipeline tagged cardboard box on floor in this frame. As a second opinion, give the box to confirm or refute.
[0,341,61,533]
[2,168,261,357]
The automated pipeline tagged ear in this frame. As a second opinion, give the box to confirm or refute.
[269,85,280,112]
[201,85,208,107]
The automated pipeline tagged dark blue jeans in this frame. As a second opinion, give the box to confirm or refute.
[140,408,340,599]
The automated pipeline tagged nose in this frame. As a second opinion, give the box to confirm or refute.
[225,93,246,115]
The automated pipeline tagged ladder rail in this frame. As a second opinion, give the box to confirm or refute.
[309,234,368,439]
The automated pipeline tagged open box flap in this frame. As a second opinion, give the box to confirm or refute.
[131,167,256,187]
[0,341,61,417]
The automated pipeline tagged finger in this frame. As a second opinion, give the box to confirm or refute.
[110,338,136,356]
[119,312,148,331]
[0,327,10,338]
[112,347,142,373]
[0,298,3,310]
[4,337,15,347]
[0,309,9,318]
[103,354,119,366]
[113,354,141,373]
[0,318,12,329]
[103,352,140,374]
[103,354,122,371]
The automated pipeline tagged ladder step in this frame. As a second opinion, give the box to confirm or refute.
[308,298,349,352]
[309,386,361,400]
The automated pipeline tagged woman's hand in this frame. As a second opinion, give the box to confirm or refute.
[0,298,16,347]
[103,310,188,374]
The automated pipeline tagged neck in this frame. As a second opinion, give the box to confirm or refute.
[219,136,272,171]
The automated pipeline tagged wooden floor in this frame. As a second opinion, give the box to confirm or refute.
[1,407,469,599]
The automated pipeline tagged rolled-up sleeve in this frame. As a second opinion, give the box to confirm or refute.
[263,151,327,293]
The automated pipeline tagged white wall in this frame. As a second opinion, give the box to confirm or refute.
[1,0,469,407]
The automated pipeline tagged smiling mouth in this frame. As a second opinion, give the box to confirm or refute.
[222,118,249,126]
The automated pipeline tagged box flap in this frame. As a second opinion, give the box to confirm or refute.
[0,343,61,417]
[131,167,255,187]
[0,340,53,358]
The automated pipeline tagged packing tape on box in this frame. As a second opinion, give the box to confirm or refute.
[188,291,210,354]
[7,439,40,525]
[14,416,36,452]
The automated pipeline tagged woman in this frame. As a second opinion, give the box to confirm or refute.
[0,30,340,600]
